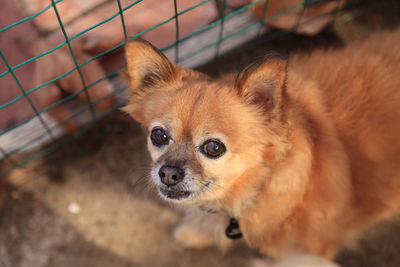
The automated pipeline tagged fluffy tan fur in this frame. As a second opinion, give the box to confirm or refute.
[123,29,400,264]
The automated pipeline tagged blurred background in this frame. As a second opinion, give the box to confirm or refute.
[0,0,400,266]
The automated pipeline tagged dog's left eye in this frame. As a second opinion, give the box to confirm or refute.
[150,128,169,146]
[201,139,226,158]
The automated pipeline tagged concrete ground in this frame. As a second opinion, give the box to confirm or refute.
[1,1,400,267]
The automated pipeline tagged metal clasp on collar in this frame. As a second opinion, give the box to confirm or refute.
[225,218,242,239]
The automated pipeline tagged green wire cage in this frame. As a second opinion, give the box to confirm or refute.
[0,0,391,178]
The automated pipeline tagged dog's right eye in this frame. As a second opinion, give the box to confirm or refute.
[150,128,169,147]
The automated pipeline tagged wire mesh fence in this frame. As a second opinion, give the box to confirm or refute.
[0,0,391,178]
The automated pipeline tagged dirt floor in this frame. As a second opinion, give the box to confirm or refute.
[1,1,400,267]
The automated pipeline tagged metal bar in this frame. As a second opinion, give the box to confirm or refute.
[173,0,180,63]
[117,0,128,41]
[0,146,17,166]
[215,0,227,59]
[0,0,64,33]
[179,3,303,62]
[51,0,96,120]
[292,0,309,32]
[257,0,270,37]
[0,0,143,80]
[161,0,264,52]
[0,69,120,138]
[0,100,123,179]
[2,85,124,160]
[0,0,204,107]
[0,50,55,141]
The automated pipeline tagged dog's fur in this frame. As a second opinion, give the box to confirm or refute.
[123,29,400,265]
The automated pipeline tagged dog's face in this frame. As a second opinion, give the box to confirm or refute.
[123,40,289,207]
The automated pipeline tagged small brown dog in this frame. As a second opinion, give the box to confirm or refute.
[123,29,400,266]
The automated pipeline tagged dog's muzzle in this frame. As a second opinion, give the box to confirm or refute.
[158,164,191,200]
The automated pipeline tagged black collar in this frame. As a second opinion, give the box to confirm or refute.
[225,218,242,239]
[200,206,242,240]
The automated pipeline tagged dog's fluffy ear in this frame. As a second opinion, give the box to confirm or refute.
[235,53,287,112]
[125,39,181,96]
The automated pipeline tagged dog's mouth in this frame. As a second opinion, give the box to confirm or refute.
[158,179,214,201]
[159,188,191,200]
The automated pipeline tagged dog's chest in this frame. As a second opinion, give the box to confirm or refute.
[238,213,290,256]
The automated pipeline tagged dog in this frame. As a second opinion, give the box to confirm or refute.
[122,28,400,266]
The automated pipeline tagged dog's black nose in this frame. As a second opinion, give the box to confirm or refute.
[158,165,184,187]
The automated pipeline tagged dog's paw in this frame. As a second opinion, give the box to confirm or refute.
[250,258,275,267]
[173,223,214,249]
[250,255,340,267]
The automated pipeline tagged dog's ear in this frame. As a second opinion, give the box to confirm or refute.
[125,39,181,96]
[235,53,287,112]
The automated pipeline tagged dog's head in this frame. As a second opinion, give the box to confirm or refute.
[123,40,290,207]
